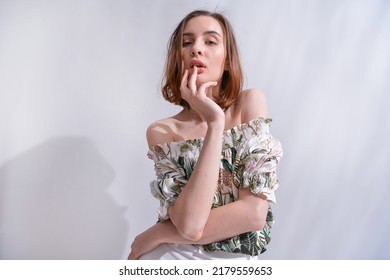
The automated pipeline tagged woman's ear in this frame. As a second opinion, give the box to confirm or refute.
[224,61,229,71]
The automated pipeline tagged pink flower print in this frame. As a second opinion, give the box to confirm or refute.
[246,159,257,171]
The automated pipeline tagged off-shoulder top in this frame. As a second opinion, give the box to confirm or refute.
[147,117,283,256]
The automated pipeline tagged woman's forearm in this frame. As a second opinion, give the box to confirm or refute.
[168,122,224,240]
[162,189,269,245]
[130,189,268,259]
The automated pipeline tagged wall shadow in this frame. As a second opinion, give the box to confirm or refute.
[0,137,128,259]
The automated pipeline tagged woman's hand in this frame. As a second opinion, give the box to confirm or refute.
[180,67,225,125]
[127,225,162,260]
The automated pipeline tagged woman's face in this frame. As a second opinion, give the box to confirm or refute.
[181,16,226,88]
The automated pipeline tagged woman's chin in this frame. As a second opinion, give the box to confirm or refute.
[196,77,212,87]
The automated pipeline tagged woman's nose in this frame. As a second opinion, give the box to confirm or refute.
[191,42,203,56]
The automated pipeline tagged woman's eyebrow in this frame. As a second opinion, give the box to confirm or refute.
[183,31,221,37]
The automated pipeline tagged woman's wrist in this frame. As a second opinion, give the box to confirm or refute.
[206,117,225,134]
[155,220,176,244]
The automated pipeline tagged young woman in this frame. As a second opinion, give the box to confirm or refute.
[128,10,283,260]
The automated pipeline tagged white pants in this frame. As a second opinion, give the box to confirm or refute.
[138,243,259,260]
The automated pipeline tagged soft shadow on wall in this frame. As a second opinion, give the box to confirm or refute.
[0,137,128,259]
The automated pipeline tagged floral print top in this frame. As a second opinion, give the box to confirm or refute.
[147,117,283,256]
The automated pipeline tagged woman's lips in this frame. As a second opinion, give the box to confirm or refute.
[189,65,205,74]
[190,59,206,68]
[196,67,205,74]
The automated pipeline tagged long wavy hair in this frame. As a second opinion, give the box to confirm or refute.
[161,10,243,110]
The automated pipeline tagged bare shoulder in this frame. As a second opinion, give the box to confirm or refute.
[146,117,177,148]
[236,88,269,122]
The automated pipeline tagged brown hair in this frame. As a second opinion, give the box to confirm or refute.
[161,10,243,110]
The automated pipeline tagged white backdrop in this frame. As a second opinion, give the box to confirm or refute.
[1,0,389,259]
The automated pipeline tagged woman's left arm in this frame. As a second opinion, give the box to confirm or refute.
[128,188,268,259]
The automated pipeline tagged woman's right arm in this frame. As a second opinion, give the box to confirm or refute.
[168,121,223,241]
[149,68,225,241]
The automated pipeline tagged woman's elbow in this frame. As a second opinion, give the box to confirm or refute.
[176,221,204,241]
[250,213,267,231]
[248,200,269,231]
[169,207,205,241]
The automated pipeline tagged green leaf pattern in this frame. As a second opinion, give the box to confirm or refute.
[147,117,283,256]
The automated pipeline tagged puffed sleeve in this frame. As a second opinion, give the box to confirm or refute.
[147,141,201,221]
[147,150,185,221]
[233,125,283,203]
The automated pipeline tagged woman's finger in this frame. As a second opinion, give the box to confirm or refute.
[127,253,138,260]
[188,66,198,93]
[198,81,218,94]
[180,69,189,90]
[180,69,189,100]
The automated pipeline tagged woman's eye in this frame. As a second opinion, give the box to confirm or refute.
[206,41,217,45]
[182,41,192,47]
